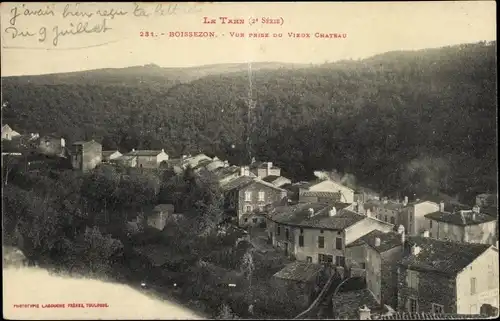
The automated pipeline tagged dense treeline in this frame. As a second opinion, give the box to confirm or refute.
[2,41,497,202]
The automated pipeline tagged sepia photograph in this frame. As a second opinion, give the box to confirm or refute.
[1,1,498,319]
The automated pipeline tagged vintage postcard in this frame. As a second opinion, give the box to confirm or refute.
[1,1,498,320]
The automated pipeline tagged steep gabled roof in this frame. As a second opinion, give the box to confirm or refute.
[356,230,403,253]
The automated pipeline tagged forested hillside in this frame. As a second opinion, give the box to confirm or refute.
[2,41,497,202]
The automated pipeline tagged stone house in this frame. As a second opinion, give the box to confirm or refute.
[299,179,355,204]
[250,161,281,178]
[124,149,169,168]
[397,236,499,314]
[346,228,405,308]
[365,198,406,226]
[213,165,249,186]
[101,150,122,163]
[272,261,329,310]
[1,124,21,141]
[222,174,287,227]
[424,205,497,245]
[266,203,394,266]
[399,200,440,236]
[70,140,102,172]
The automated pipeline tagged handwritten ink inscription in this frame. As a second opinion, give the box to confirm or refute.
[2,2,202,49]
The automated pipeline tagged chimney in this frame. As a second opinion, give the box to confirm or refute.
[240,166,246,176]
[132,148,136,152]
[161,148,164,153]
[411,245,421,255]
[358,305,371,320]
[374,237,381,247]
[403,196,408,206]
[472,205,480,214]
[224,160,229,167]
[329,207,337,217]
[61,138,66,148]
[397,225,405,244]
[439,201,445,212]
[422,230,430,238]
[308,208,314,218]
[267,162,273,170]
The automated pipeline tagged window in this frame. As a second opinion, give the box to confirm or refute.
[258,191,265,201]
[408,298,418,313]
[245,191,252,201]
[360,263,366,269]
[429,219,433,228]
[318,236,325,248]
[285,228,289,240]
[306,256,312,263]
[299,235,304,247]
[320,229,324,234]
[336,256,345,267]
[384,215,388,222]
[277,225,280,236]
[432,303,444,314]
[336,237,342,250]
[471,277,477,295]
[300,228,304,234]
[246,205,253,213]
[407,270,419,290]
[244,218,248,223]
[390,217,395,224]
[319,254,333,264]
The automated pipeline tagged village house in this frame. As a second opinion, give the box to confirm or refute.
[1,124,21,141]
[365,197,406,226]
[355,187,381,203]
[101,150,122,163]
[70,140,102,172]
[266,203,394,267]
[250,161,281,178]
[113,155,137,168]
[147,204,174,231]
[399,199,440,236]
[346,227,405,308]
[299,178,355,204]
[424,205,497,245]
[214,164,254,186]
[204,156,225,172]
[397,235,499,315]
[33,135,66,157]
[180,154,212,170]
[222,173,287,227]
[124,149,169,168]
[272,261,330,312]
[262,175,292,188]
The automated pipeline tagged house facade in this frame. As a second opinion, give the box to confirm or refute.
[1,124,21,141]
[70,140,102,172]
[425,206,497,245]
[266,203,394,266]
[250,161,281,178]
[124,149,169,168]
[364,198,405,226]
[399,200,440,236]
[222,175,287,226]
[300,179,355,204]
[37,135,66,157]
[397,236,498,315]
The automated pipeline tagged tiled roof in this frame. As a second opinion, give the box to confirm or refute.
[300,191,342,198]
[425,210,496,226]
[273,261,324,282]
[262,175,281,183]
[331,289,380,319]
[267,202,363,230]
[213,165,240,179]
[400,236,492,275]
[102,150,120,157]
[357,230,403,253]
[373,312,485,320]
[221,176,255,191]
[126,149,165,157]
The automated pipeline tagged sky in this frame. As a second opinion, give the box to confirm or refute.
[0,1,497,76]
